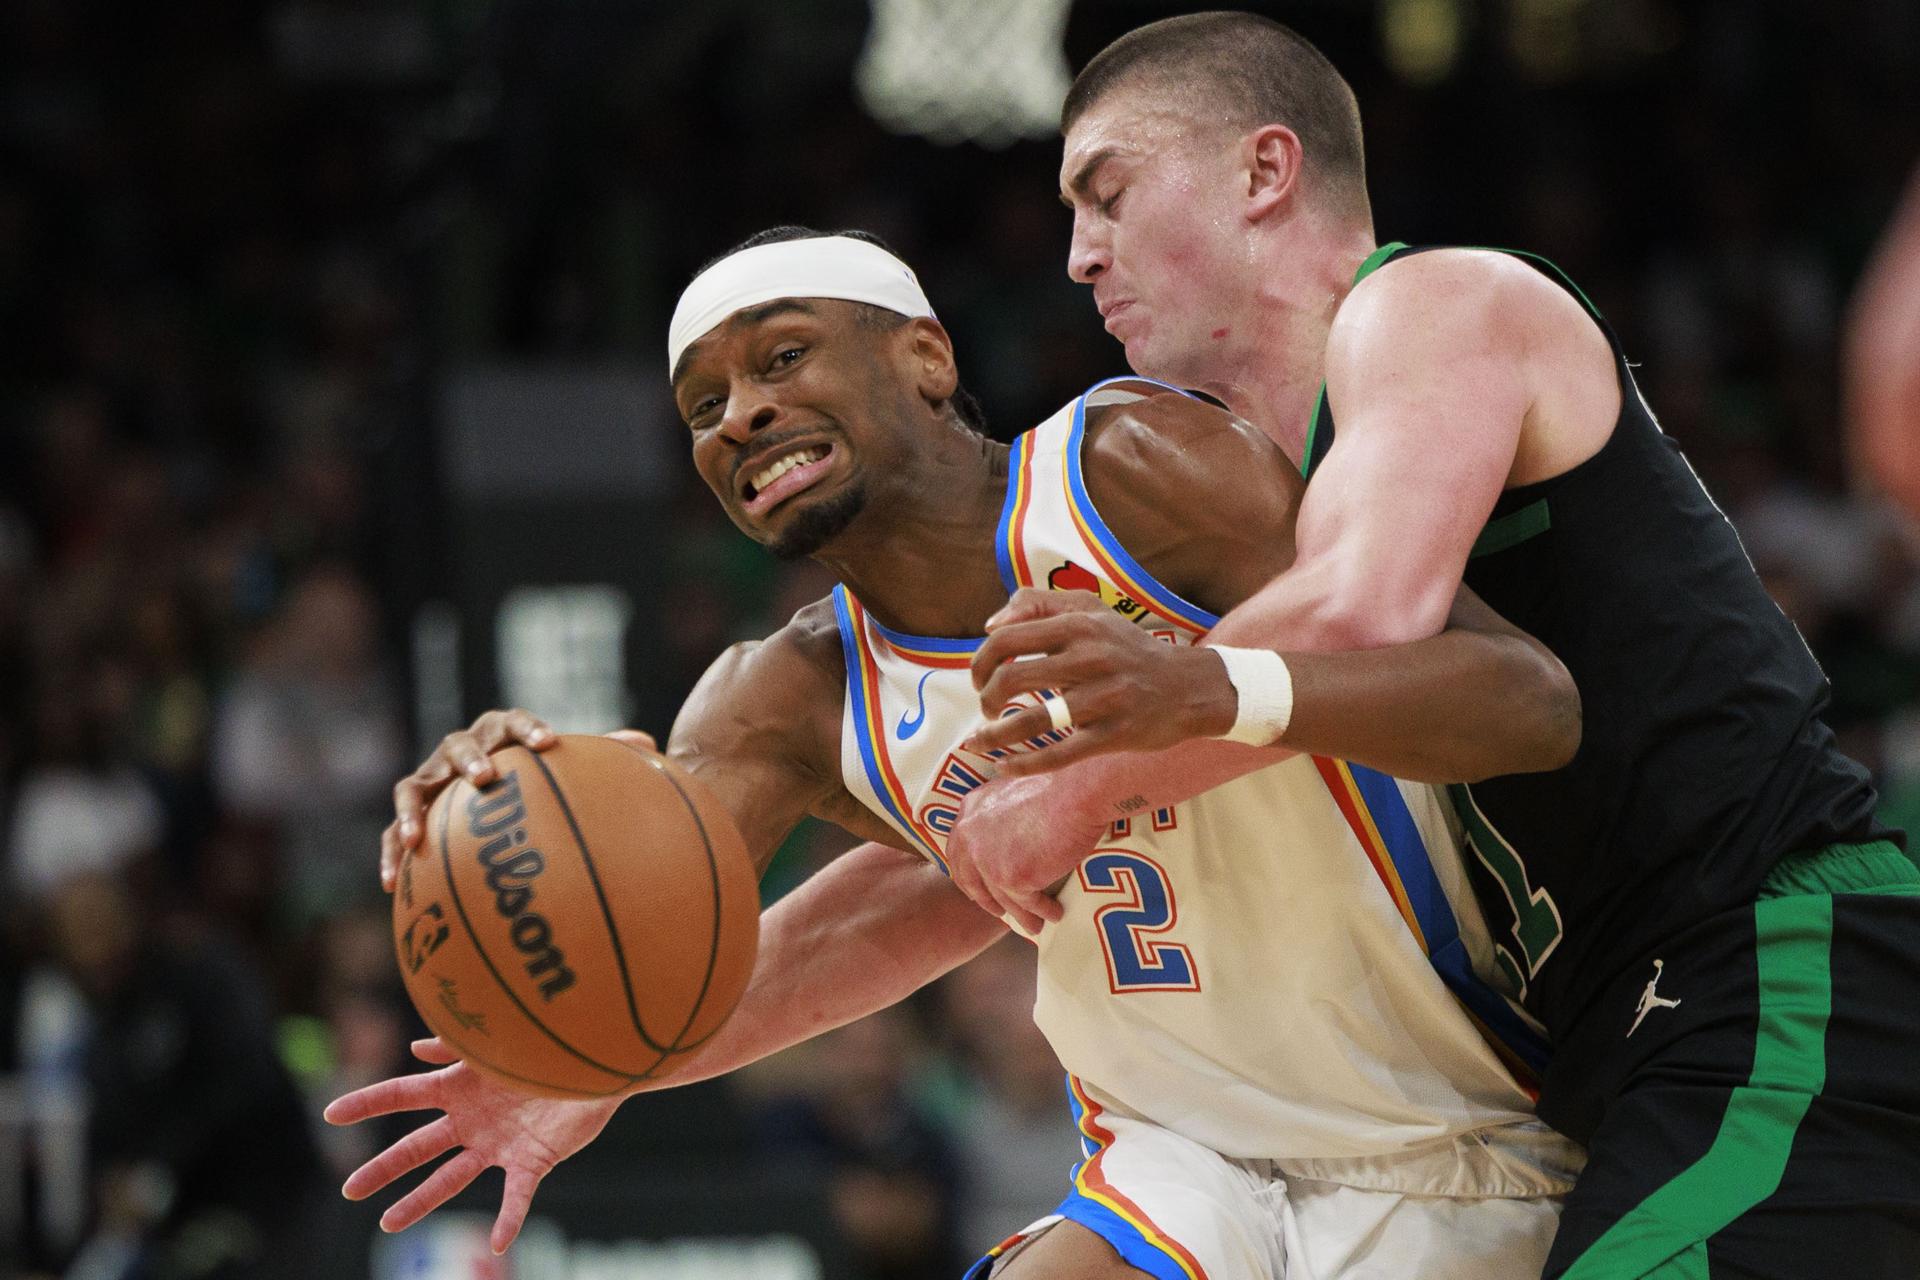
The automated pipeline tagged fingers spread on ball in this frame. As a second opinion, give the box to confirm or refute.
[508,710,554,749]
[444,734,496,786]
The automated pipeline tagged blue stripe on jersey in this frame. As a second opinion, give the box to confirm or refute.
[865,611,984,655]
[1347,764,1552,1076]
[995,431,1031,594]
[831,585,943,866]
[1056,1076,1196,1280]
[1063,379,1221,632]
[1052,1194,1194,1280]
[962,1251,1001,1280]
[1064,1073,1098,1159]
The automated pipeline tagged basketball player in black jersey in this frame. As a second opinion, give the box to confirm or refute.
[956,12,1920,1279]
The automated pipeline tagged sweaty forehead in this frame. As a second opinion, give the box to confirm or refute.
[1061,94,1220,188]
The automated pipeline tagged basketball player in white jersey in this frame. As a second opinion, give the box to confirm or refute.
[329,229,1584,1278]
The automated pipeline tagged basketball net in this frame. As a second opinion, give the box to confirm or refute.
[855,0,1074,148]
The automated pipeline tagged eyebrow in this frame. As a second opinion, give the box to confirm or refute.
[670,298,819,388]
[1060,146,1125,208]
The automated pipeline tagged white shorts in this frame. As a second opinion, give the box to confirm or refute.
[964,1107,1565,1280]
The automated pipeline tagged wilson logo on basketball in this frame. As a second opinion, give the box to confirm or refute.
[466,771,578,1000]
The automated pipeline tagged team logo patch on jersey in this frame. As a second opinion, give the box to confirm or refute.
[1048,560,1182,643]
[1049,561,1148,624]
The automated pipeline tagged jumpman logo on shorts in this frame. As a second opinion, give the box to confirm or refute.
[1627,958,1682,1038]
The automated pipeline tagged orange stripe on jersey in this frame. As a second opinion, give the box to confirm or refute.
[872,633,975,669]
[1066,1077,1210,1280]
[1056,392,1219,636]
[1004,432,1037,589]
[842,594,951,873]
[1062,500,1213,640]
[1313,756,1546,1096]
[1313,756,1427,949]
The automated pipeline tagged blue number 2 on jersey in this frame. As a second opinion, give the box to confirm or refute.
[1078,851,1201,994]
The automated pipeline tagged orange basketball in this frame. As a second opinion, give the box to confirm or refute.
[392,734,759,1098]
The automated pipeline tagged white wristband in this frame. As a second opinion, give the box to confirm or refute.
[1212,646,1295,746]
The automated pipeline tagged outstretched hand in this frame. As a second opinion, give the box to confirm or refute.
[324,1038,623,1254]
[964,589,1235,774]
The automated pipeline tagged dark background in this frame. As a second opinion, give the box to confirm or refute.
[2,1,1917,1277]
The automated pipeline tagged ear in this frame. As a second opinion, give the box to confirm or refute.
[905,317,960,405]
[1243,124,1303,223]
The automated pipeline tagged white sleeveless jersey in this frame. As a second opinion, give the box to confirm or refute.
[833,378,1573,1186]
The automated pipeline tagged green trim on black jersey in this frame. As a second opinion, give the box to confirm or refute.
[1560,893,1836,1279]
[1300,385,1327,480]
[1761,840,1916,899]
[1353,240,1408,285]
[1301,242,1411,481]
[1470,246,1604,324]
[1471,498,1552,558]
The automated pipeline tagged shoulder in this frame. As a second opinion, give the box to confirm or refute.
[697,597,844,690]
[1081,387,1302,509]
[1330,248,1594,372]
[1081,383,1259,449]
[1073,388,1301,610]
[675,597,845,763]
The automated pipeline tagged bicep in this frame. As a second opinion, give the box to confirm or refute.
[1279,281,1529,645]
[668,735,832,876]
[666,638,846,876]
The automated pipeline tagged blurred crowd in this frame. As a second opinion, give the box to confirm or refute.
[0,1,1916,1277]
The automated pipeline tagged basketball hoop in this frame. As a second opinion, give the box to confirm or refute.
[855,0,1074,148]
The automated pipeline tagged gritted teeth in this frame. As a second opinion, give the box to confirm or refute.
[746,445,826,498]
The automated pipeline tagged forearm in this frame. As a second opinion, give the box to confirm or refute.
[1035,622,1574,822]
[1206,571,1578,779]
[1042,739,1290,828]
[630,841,1004,1090]
[1210,529,1458,653]
[1277,631,1577,781]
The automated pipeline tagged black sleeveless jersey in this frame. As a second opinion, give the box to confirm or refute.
[1303,243,1892,1057]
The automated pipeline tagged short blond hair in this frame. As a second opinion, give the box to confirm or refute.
[1064,12,1369,218]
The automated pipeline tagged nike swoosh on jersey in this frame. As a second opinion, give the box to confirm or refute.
[896,670,935,740]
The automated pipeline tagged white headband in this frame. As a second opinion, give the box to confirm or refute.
[667,236,936,373]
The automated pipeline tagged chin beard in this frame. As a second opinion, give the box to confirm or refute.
[768,480,869,560]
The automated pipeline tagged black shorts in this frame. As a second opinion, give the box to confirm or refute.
[1543,841,1920,1279]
